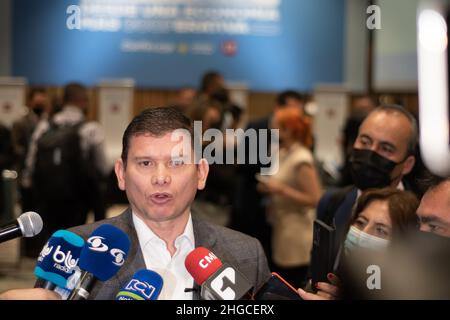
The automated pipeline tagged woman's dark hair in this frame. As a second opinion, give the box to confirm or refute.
[350,187,419,239]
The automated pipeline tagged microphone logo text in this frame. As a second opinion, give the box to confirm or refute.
[125,279,157,299]
[87,236,109,252]
[199,252,218,269]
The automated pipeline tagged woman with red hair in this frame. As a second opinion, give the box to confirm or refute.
[257,106,322,288]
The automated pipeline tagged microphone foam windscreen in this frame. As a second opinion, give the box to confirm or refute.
[18,211,43,237]
[116,269,164,300]
[185,247,223,285]
[34,230,85,288]
[79,224,130,281]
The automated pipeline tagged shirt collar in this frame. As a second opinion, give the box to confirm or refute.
[132,212,195,250]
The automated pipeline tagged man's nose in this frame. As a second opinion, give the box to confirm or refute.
[151,164,171,185]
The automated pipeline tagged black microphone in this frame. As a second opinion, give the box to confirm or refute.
[0,211,43,244]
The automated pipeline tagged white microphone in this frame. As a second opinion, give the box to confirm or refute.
[0,211,43,244]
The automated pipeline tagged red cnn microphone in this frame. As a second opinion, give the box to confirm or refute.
[185,247,253,300]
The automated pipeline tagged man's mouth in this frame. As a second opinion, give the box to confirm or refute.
[149,193,173,205]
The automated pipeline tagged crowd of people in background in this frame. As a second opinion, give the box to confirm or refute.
[0,70,449,300]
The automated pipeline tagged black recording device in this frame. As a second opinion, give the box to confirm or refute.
[310,219,336,289]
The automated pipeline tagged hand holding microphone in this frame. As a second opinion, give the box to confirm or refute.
[0,288,61,300]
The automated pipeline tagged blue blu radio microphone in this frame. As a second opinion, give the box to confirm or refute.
[68,224,130,300]
[34,230,85,290]
[116,269,164,300]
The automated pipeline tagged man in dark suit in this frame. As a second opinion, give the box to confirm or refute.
[315,105,418,262]
[68,107,271,300]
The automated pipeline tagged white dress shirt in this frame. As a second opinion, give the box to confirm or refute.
[132,212,196,300]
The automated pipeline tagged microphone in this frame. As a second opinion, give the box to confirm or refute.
[34,230,84,292]
[68,224,130,300]
[0,211,43,244]
[185,247,253,300]
[116,269,164,300]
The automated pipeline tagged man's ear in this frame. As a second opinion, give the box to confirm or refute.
[197,158,209,190]
[115,159,126,191]
[402,155,416,176]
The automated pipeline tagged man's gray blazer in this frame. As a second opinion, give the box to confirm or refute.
[69,208,271,300]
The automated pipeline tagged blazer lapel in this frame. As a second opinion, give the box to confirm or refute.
[113,209,146,288]
[191,218,218,300]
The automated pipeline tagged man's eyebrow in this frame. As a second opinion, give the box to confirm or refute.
[133,156,157,162]
[419,214,448,225]
[358,134,372,141]
[379,141,396,151]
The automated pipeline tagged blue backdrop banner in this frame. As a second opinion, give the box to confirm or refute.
[13,0,344,91]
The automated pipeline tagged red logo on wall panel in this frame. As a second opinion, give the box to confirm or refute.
[222,40,237,56]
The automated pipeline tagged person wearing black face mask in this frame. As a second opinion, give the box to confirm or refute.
[12,88,50,175]
[307,104,418,287]
[348,148,409,191]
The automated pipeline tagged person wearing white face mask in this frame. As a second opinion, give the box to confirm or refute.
[299,187,419,300]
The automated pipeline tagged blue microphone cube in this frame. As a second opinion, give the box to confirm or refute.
[116,269,164,300]
[79,224,130,281]
[34,230,85,288]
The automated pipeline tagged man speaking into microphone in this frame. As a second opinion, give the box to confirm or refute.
[65,107,271,299]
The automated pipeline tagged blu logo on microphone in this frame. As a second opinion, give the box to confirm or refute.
[34,230,85,288]
[38,242,53,261]
[52,245,79,272]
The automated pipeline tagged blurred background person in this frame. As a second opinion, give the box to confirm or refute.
[257,106,321,288]
[258,106,321,287]
[230,90,305,268]
[188,98,235,226]
[338,95,377,187]
[0,123,14,219]
[22,82,109,257]
[12,87,50,214]
[171,86,197,115]
[198,70,226,101]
